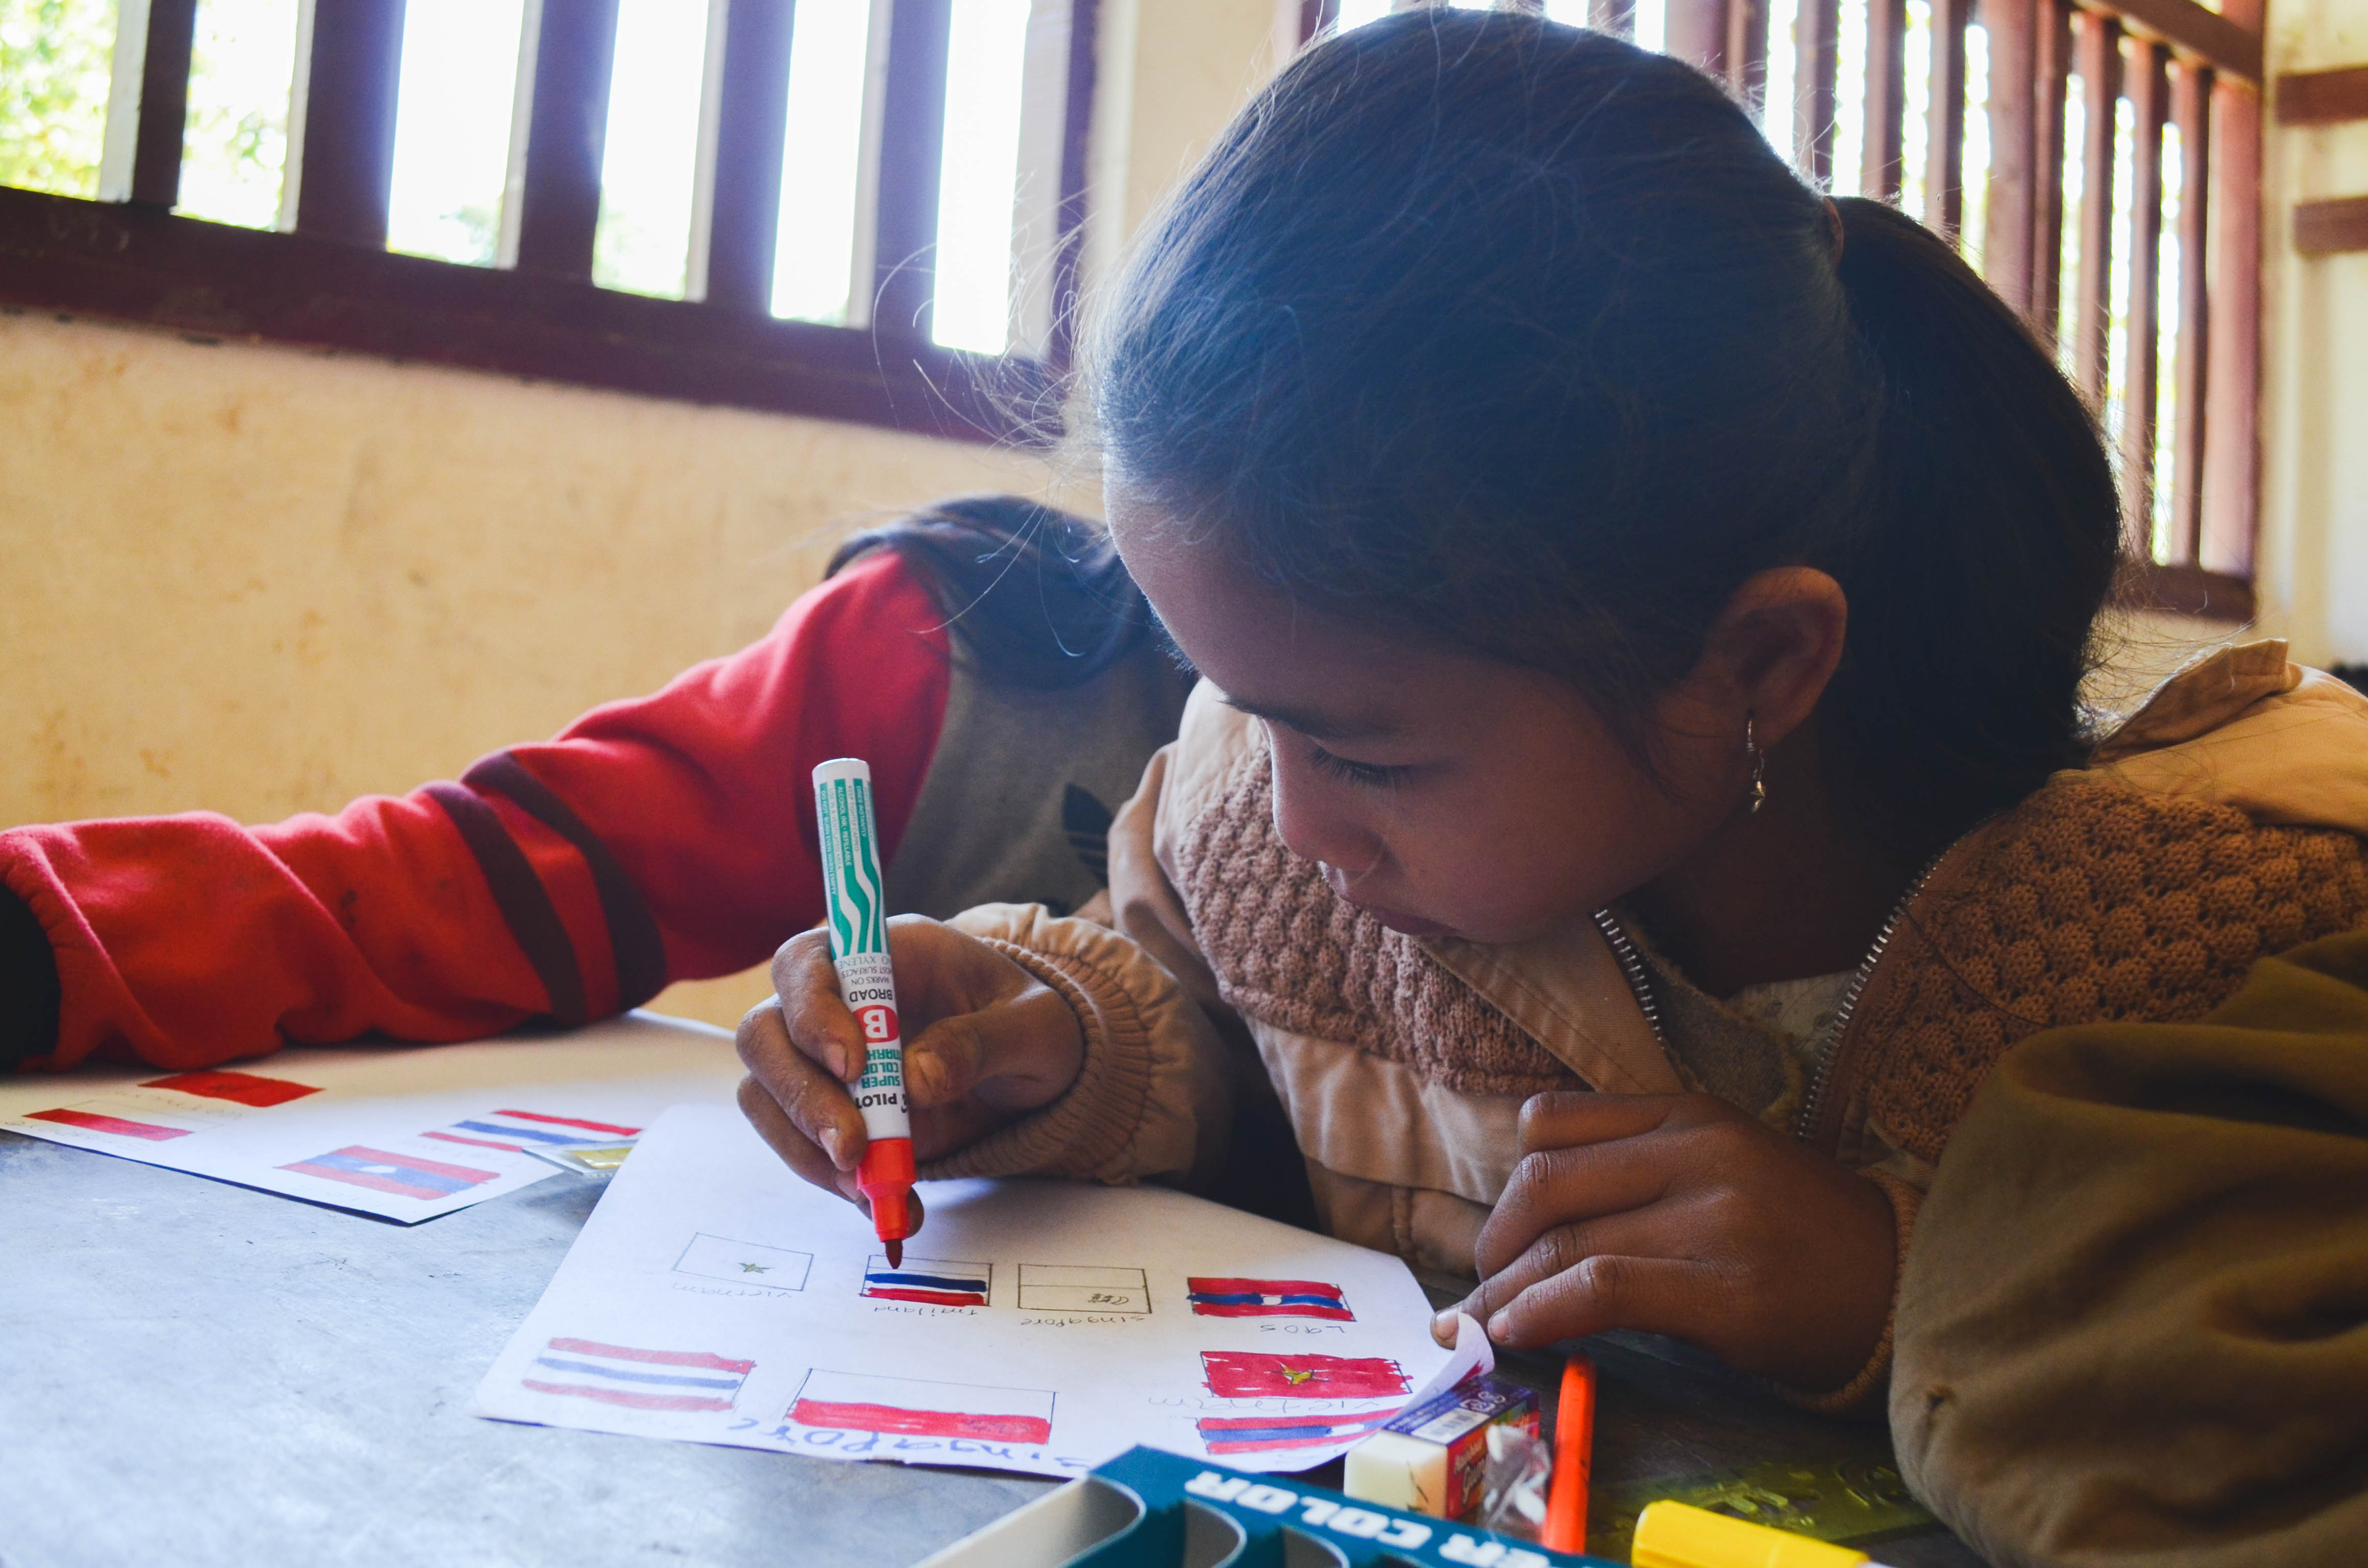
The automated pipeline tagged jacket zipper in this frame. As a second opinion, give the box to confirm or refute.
[1790,850,1950,1144]
[1591,908,1665,1046]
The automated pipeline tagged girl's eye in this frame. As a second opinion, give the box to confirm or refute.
[1308,745,1408,789]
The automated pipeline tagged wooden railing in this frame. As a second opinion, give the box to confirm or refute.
[1306,0,2268,621]
[0,0,1098,443]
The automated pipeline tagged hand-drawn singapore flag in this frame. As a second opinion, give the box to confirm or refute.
[790,1369,1055,1444]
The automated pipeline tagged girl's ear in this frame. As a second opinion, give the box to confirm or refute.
[1692,567,1850,748]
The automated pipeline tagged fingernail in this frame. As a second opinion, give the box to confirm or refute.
[1431,1311,1456,1341]
[820,1127,846,1167]
[1487,1312,1510,1340]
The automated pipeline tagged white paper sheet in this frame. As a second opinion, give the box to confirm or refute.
[0,1013,739,1221]
[470,1102,1489,1480]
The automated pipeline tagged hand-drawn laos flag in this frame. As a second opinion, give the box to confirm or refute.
[1197,1409,1399,1456]
[1186,1277,1354,1321]
[790,1370,1054,1443]
[278,1145,498,1200]
[1200,1351,1410,1400]
[423,1109,641,1155]
[524,1337,754,1412]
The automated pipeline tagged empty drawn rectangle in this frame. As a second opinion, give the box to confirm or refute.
[1017,1263,1150,1314]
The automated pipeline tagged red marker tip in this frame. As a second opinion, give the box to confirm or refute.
[885,1239,902,1269]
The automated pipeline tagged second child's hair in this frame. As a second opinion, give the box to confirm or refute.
[1093,11,2120,853]
[828,494,1162,690]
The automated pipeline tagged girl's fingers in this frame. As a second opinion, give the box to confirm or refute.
[735,1073,861,1204]
[1486,1252,1717,1350]
[1456,1203,1674,1335]
[1515,1091,1728,1155]
[770,929,867,1082]
[735,1000,866,1172]
[1473,1135,1679,1281]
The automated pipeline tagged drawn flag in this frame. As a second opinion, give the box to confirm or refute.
[523,1337,753,1412]
[1197,1409,1399,1456]
[1201,1351,1410,1400]
[789,1369,1054,1443]
[673,1233,812,1290]
[861,1255,990,1307]
[140,1069,320,1107]
[278,1145,499,1200]
[1186,1277,1354,1321]
[423,1108,641,1154]
[25,1107,193,1142]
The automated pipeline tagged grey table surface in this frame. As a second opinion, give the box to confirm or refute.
[1,1126,1985,1568]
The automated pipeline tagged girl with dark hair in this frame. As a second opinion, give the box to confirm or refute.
[739,13,2368,1563]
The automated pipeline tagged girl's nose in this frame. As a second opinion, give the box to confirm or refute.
[1269,750,1383,880]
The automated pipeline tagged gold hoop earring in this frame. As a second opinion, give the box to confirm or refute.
[1745,716,1768,816]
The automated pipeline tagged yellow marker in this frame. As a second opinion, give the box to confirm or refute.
[1630,1501,1899,1568]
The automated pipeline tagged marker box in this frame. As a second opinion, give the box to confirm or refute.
[1344,1375,1542,1521]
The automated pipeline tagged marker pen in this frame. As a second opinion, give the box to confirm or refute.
[812,757,914,1267]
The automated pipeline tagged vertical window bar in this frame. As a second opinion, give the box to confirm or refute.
[288,0,406,247]
[1794,0,1842,181]
[1300,0,1340,45]
[1667,0,1732,78]
[1047,0,1100,374]
[1727,0,1771,110]
[2068,9,2119,402]
[122,0,200,206]
[2167,58,2212,564]
[512,0,622,279]
[2028,0,2070,342]
[1924,0,1967,236]
[1593,0,1640,41]
[697,0,798,312]
[1863,0,1907,198]
[2200,76,2256,576]
[873,0,954,344]
[2118,39,2167,547]
[1983,0,2038,312]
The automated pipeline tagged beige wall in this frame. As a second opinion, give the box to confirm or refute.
[2256,0,2368,666]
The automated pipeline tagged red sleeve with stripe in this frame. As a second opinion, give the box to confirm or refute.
[0,551,948,1071]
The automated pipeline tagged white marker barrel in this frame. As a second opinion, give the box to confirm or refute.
[812,758,913,1236]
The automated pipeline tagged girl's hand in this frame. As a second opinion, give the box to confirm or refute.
[1437,1093,1897,1392]
[735,914,1085,1228]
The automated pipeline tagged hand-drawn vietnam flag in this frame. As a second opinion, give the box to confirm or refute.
[1200,1351,1409,1400]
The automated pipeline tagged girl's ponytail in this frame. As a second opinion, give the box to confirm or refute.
[1822,199,2121,844]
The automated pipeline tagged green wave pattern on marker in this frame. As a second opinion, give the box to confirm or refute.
[817,776,886,958]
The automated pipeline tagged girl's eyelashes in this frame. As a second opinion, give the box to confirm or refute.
[1308,745,1410,789]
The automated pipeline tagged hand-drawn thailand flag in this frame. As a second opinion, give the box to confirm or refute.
[524,1337,753,1412]
[1186,1277,1354,1320]
[422,1108,640,1155]
[790,1369,1054,1443]
[861,1255,990,1306]
[278,1145,498,1200]
[1201,1351,1410,1400]
[140,1069,320,1107]
[1197,1409,1400,1456]
[25,1107,193,1141]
